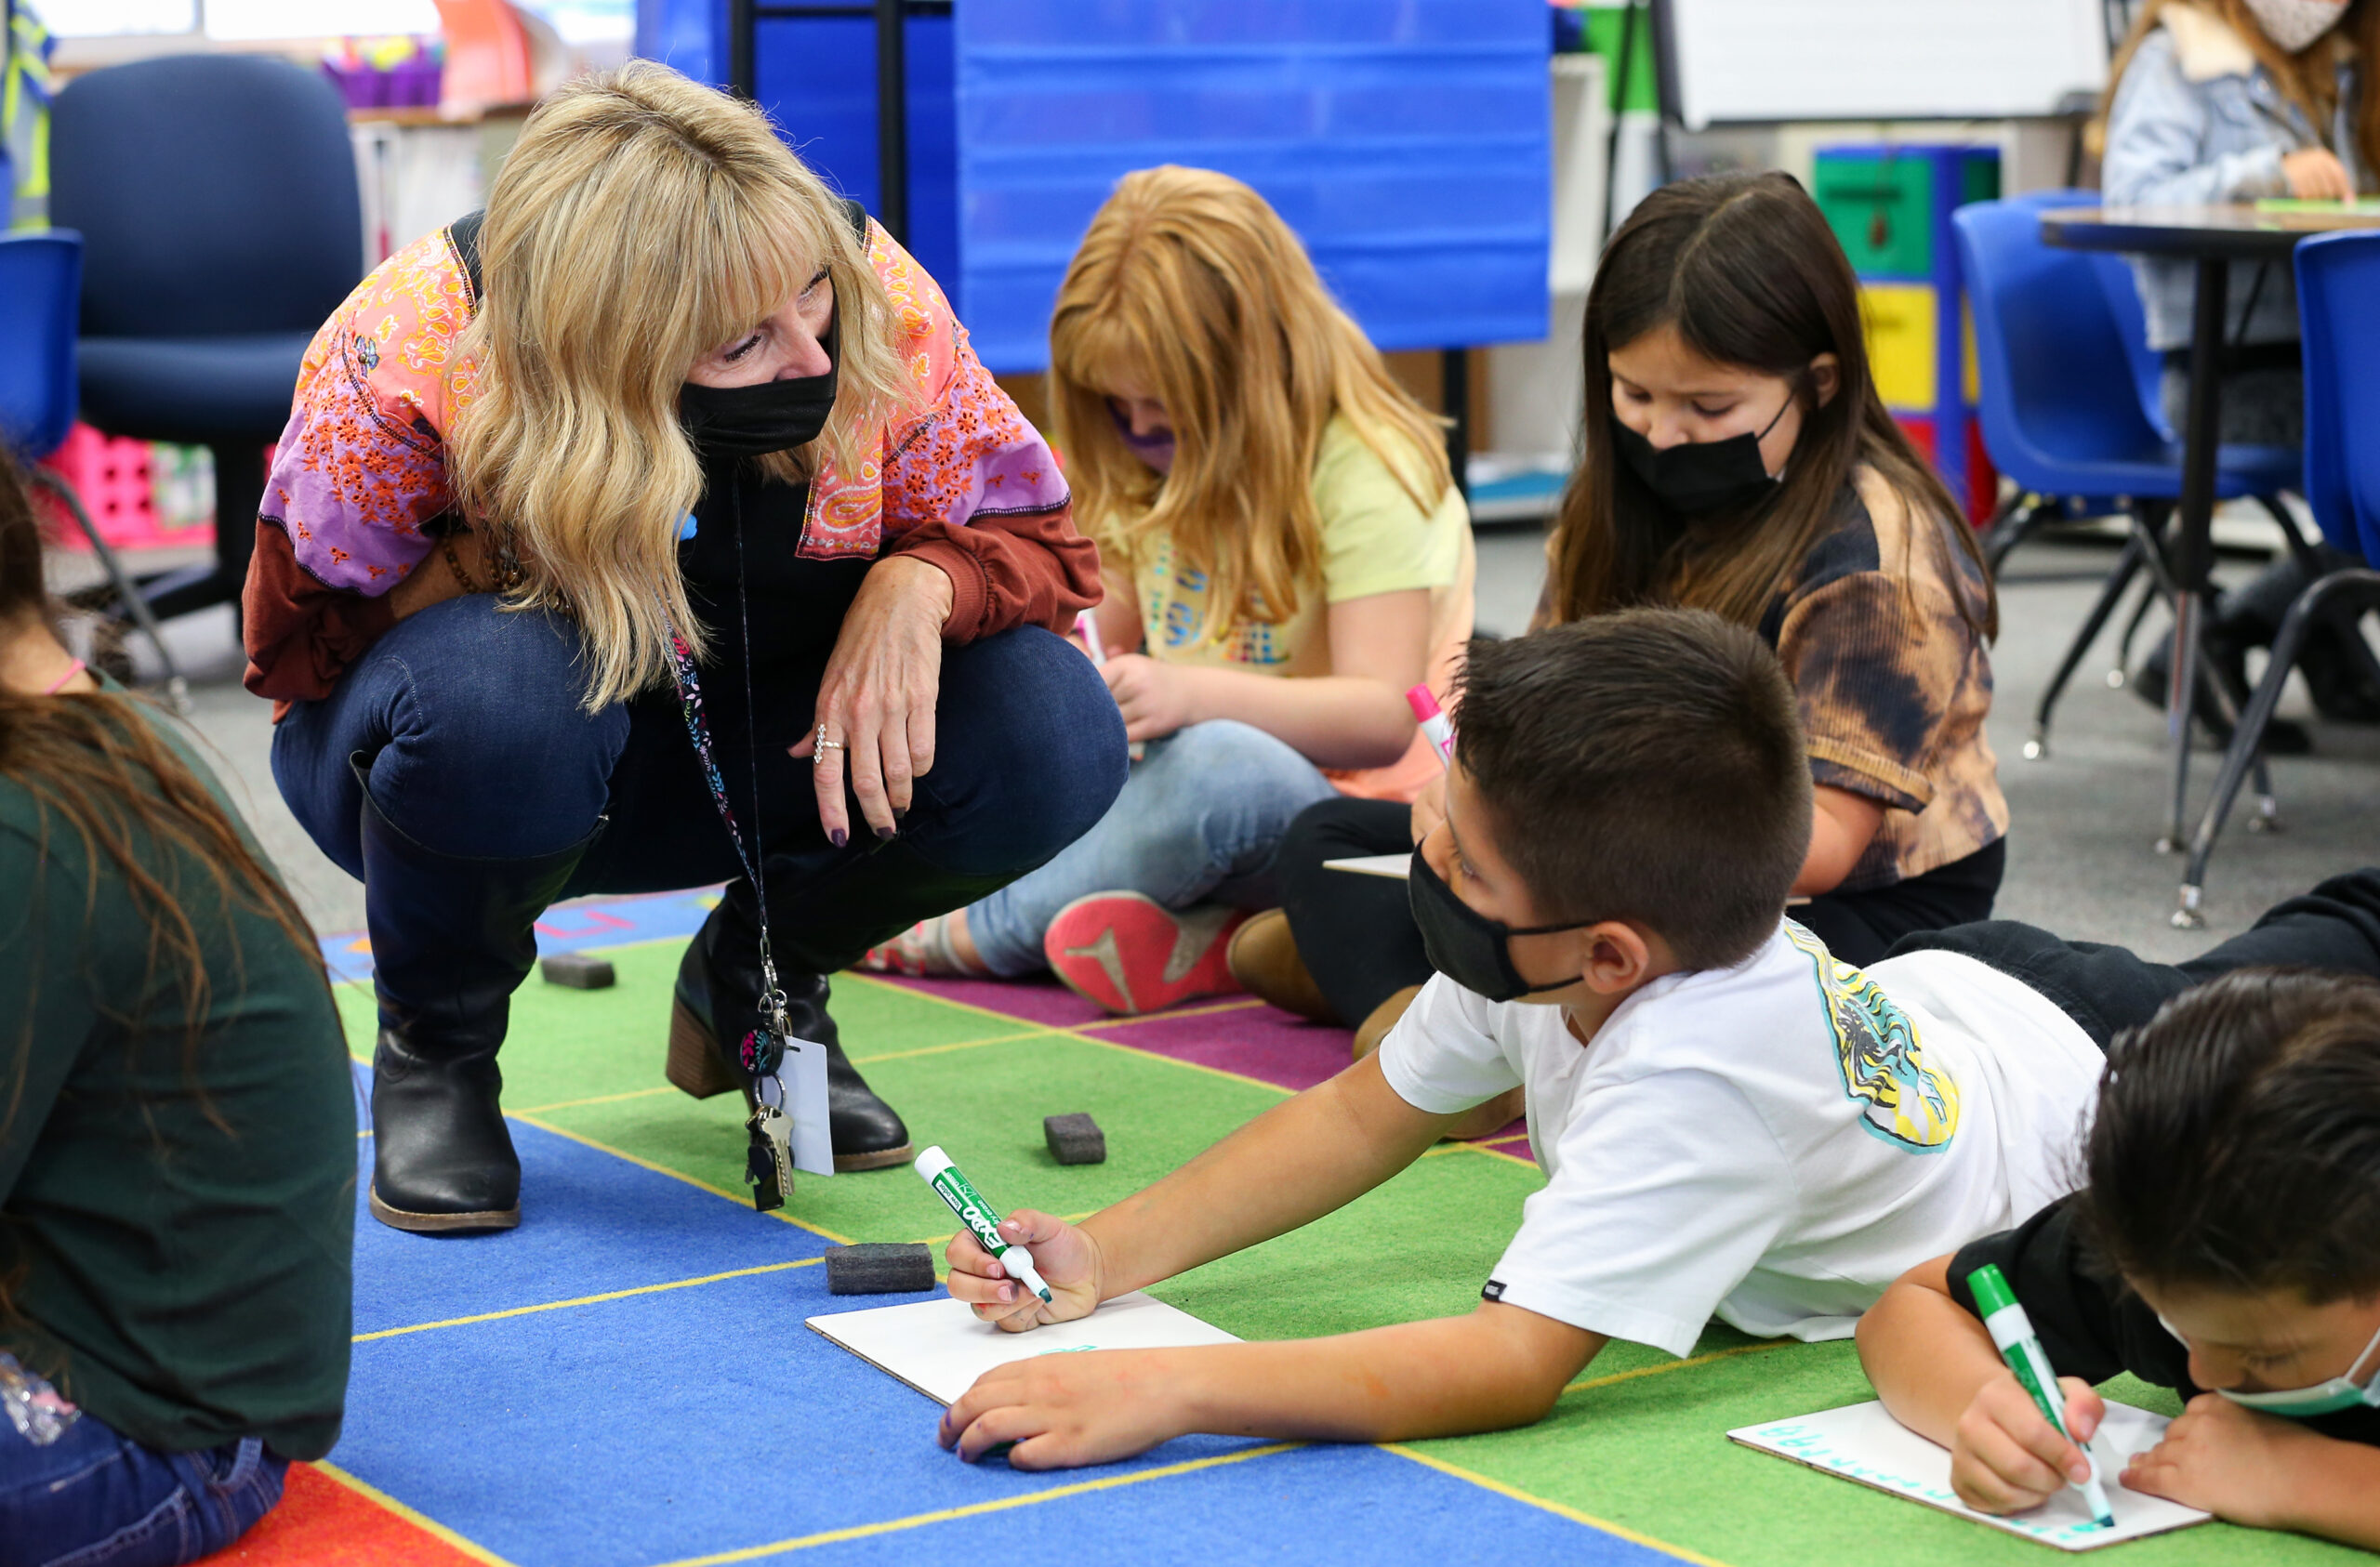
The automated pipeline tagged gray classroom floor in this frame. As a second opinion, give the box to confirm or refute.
[73,520,2380,965]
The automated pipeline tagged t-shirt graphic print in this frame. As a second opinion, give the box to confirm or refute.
[1784,921,1960,1152]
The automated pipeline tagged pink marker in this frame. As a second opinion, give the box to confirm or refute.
[1408,685,1454,770]
[1074,608,1108,668]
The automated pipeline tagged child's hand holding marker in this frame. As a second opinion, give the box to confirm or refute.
[1949,1363,2109,1517]
[943,1206,1103,1332]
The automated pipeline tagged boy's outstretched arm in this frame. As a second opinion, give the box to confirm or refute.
[1858,1255,2105,1515]
[937,1300,1604,1469]
[2124,1392,2380,1549]
[945,1050,1458,1331]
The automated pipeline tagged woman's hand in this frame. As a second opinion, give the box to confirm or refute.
[2283,148,2354,202]
[790,554,954,844]
[1102,652,1198,743]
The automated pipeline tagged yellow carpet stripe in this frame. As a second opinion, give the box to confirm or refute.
[312,1459,522,1567]
[354,1258,825,1343]
[511,1085,678,1115]
[509,1113,855,1246]
[642,1442,1305,1566]
[1562,1338,1800,1397]
[1382,1445,1739,1567]
[838,971,1300,1100]
[1095,994,1269,1024]
[848,1027,1062,1065]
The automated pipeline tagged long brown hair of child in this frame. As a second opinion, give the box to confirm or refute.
[0,446,327,1146]
[1546,172,1993,640]
[1048,165,1456,641]
[2102,0,2380,182]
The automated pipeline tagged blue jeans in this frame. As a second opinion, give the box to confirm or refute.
[271,596,1128,975]
[964,718,1340,975]
[0,1405,285,1567]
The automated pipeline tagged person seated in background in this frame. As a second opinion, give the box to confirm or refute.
[861,165,1474,1017]
[1240,172,2006,1092]
[0,451,355,1562]
[929,611,2116,1469]
[1860,969,2380,1551]
[2103,0,2380,736]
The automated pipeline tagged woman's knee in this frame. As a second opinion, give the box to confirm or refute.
[324,598,628,859]
[931,626,1128,859]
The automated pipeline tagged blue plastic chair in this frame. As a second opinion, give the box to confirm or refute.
[50,53,362,627]
[2180,230,2380,921]
[1955,196,2305,760]
[0,230,186,704]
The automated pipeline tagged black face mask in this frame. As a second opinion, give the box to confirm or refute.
[680,330,839,461]
[1408,847,1595,1003]
[1611,390,1793,515]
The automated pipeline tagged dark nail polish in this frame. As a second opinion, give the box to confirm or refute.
[875,824,898,840]
[829,828,848,848]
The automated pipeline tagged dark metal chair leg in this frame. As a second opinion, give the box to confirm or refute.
[2027,534,2144,760]
[2177,567,2380,928]
[29,467,191,715]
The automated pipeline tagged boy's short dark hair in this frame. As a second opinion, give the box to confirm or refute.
[1453,608,1811,969]
[2080,969,2380,1303]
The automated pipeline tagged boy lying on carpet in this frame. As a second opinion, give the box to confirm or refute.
[1859,970,2380,1551]
[932,609,2380,1470]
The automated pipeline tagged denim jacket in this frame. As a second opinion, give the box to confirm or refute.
[2102,10,2367,350]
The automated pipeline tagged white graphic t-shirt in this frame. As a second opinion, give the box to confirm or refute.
[1377,920,2104,1356]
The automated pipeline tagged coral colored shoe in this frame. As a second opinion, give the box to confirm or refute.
[1043,893,1250,1016]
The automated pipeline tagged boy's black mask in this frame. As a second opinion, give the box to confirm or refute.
[681,323,840,460]
[1407,848,1593,1003]
[1610,391,1792,515]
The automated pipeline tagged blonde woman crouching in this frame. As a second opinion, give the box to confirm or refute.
[245,64,1124,1232]
[863,167,1474,1015]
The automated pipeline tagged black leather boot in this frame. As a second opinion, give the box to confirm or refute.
[359,765,601,1232]
[665,884,913,1172]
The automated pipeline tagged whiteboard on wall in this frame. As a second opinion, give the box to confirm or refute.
[1659,0,2109,131]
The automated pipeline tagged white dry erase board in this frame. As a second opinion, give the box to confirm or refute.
[1659,0,2109,130]
[1322,854,1412,881]
[807,1292,1240,1406]
[1728,1400,2210,1551]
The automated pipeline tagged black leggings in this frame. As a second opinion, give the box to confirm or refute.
[1890,868,2380,1051]
[1276,797,2005,1026]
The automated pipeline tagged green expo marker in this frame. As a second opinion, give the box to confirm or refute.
[1968,1263,2116,1530]
[916,1145,1053,1303]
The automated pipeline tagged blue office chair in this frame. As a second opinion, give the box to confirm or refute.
[2178,230,2380,925]
[0,230,186,707]
[49,53,362,629]
[1956,196,2304,762]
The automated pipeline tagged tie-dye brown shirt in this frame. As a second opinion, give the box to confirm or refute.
[1761,468,2007,892]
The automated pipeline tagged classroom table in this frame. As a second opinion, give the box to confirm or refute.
[2037,204,2380,925]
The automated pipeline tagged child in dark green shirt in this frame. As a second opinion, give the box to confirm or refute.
[0,452,354,1562]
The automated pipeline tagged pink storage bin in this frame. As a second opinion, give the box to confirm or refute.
[36,423,216,554]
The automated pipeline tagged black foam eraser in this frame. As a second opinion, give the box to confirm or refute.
[1044,1113,1105,1165]
[825,1242,937,1296]
[539,953,615,990]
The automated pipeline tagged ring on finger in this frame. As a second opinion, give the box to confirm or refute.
[813,723,845,769]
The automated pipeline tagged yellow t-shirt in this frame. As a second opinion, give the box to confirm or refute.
[1126,415,1475,799]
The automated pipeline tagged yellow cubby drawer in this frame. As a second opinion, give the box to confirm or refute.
[1861,281,1938,412]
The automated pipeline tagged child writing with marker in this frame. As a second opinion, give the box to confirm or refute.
[1243,171,2007,1064]
[863,166,1474,1017]
[1859,966,2380,1550]
[930,611,2121,1469]
[2102,0,2380,729]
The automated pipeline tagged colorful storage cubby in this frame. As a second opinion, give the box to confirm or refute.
[36,423,217,553]
[1814,145,2000,522]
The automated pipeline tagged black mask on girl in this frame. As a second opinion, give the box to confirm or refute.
[680,324,839,460]
[1407,846,1595,1002]
[1611,390,1794,515]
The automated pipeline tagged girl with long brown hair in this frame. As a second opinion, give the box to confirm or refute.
[1249,173,2008,1062]
[863,167,1474,1016]
[0,450,353,1560]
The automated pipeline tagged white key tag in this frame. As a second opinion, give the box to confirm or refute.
[773,1035,835,1177]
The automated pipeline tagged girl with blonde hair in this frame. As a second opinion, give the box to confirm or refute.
[865,166,1474,1016]
[246,63,1124,1232]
